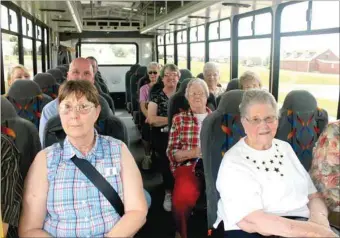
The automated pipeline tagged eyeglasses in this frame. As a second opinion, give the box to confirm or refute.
[59,103,95,115]
[188,92,206,97]
[164,73,179,78]
[148,71,158,75]
[245,116,278,125]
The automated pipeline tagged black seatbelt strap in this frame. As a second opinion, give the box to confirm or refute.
[57,139,124,217]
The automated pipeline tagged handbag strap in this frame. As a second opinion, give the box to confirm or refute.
[57,138,124,217]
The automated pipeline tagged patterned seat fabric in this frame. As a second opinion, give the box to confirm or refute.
[200,90,245,229]
[276,90,328,170]
[34,73,59,99]
[7,80,52,129]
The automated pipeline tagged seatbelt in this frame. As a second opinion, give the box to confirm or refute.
[57,139,124,217]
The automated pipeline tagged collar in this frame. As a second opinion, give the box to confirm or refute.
[61,129,102,161]
[186,107,212,124]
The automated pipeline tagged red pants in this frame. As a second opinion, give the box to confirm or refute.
[172,165,202,238]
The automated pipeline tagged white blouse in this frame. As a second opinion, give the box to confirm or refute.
[214,138,317,231]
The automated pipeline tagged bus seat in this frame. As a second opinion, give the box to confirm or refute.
[179,69,193,83]
[33,73,60,99]
[126,64,140,112]
[201,90,245,229]
[7,80,53,129]
[197,72,204,79]
[168,78,217,129]
[95,74,110,94]
[94,81,115,114]
[137,75,150,127]
[276,90,328,171]
[1,96,41,181]
[216,78,240,106]
[130,66,147,124]
[43,96,128,148]
[56,65,68,78]
[47,68,66,84]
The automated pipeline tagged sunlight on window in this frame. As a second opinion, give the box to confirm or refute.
[190,43,205,77]
[209,22,219,40]
[9,9,18,32]
[1,6,8,30]
[279,34,340,121]
[238,16,253,37]
[158,46,164,65]
[166,45,174,64]
[209,41,230,83]
[281,2,308,32]
[36,41,42,73]
[255,13,272,35]
[23,38,33,76]
[312,1,340,30]
[177,44,187,69]
[2,33,19,91]
[81,44,137,65]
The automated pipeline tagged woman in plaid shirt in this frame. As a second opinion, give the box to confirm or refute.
[167,78,212,238]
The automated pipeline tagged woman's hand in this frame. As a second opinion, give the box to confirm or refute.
[192,147,202,158]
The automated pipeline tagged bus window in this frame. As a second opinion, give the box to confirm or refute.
[2,33,19,91]
[209,22,219,40]
[1,6,8,30]
[279,34,340,121]
[9,9,18,32]
[177,44,187,69]
[255,13,271,35]
[209,41,230,84]
[36,41,42,73]
[190,43,205,77]
[238,16,253,37]
[312,1,339,30]
[27,19,32,37]
[23,38,33,76]
[166,45,174,64]
[281,2,308,33]
[158,35,165,65]
[220,19,231,39]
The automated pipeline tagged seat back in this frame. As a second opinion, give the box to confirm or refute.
[276,90,328,170]
[1,97,41,180]
[125,64,140,106]
[216,79,240,107]
[7,80,53,129]
[94,81,115,114]
[56,65,68,78]
[47,68,65,84]
[196,72,204,79]
[179,69,193,83]
[33,73,59,99]
[201,90,245,228]
[44,95,128,148]
[130,66,147,114]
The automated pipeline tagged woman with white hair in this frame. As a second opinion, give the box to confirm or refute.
[167,78,212,238]
[214,89,337,237]
[203,62,224,97]
[239,71,262,90]
[139,61,161,170]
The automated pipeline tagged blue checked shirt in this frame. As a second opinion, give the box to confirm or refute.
[43,130,123,237]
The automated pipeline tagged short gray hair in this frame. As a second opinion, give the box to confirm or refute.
[239,71,262,89]
[239,89,278,118]
[203,62,220,77]
[185,78,210,100]
[147,61,160,71]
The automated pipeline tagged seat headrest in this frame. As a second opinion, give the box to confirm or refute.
[196,72,204,79]
[217,90,244,114]
[179,69,193,82]
[56,66,68,77]
[34,73,57,88]
[1,96,17,121]
[178,78,192,94]
[7,80,42,99]
[281,90,317,112]
[136,66,147,77]
[226,78,240,91]
[130,64,140,73]
[47,69,64,83]
[98,95,112,120]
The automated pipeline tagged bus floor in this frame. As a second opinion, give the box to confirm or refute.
[117,109,208,238]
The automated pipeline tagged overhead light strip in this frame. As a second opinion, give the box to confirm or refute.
[66,0,82,33]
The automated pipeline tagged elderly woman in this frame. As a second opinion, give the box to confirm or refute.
[167,78,211,238]
[7,64,31,88]
[139,62,161,170]
[203,62,224,97]
[148,63,180,212]
[310,120,340,229]
[214,89,337,237]
[239,71,262,90]
[19,80,147,237]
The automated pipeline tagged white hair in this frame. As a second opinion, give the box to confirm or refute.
[239,89,279,118]
[147,61,160,71]
[203,62,220,77]
[185,78,210,100]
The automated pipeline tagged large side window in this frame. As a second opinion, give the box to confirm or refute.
[165,33,174,64]
[190,25,205,77]
[177,30,187,69]
[237,11,272,90]
[157,35,165,65]
[279,2,340,121]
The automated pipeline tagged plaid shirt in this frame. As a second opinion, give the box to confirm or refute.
[44,130,123,237]
[167,108,211,173]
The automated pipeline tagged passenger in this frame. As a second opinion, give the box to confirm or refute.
[19,80,147,237]
[7,64,30,88]
[239,71,262,90]
[203,62,224,97]
[86,56,99,75]
[309,120,340,228]
[147,63,180,212]
[139,62,161,170]
[167,78,211,238]
[214,89,338,237]
[1,134,23,238]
